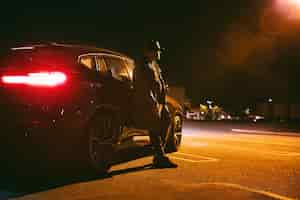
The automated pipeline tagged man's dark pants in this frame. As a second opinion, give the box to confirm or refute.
[133,104,171,157]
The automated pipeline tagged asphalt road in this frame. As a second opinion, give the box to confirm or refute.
[2,121,300,200]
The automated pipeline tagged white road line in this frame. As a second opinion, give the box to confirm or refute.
[175,152,219,161]
[183,134,300,156]
[196,138,300,154]
[232,129,300,137]
[182,141,209,147]
[170,156,218,163]
[268,151,300,157]
[195,142,300,157]
[170,152,219,163]
[210,183,296,200]
[163,181,296,200]
[208,137,300,148]
[170,156,209,163]
[205,183,297,200]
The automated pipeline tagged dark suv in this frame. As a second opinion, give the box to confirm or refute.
[0,43,183,174]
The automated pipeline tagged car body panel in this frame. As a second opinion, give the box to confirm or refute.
[0,42,183,167]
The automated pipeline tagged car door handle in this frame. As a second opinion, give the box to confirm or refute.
[95,83,103,88]
[90,83,103,88]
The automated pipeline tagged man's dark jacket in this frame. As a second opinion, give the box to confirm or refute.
[132,58,167,129]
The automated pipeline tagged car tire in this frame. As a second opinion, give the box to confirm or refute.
[165,114,182,153]
[83,112,121,175]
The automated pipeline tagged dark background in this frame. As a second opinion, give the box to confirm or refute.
[0,0,299,111]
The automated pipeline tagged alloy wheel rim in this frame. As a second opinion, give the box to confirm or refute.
[88,116,113,166]
[173,116,182,146]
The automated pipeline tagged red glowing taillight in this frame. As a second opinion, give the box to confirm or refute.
[1,72,67,87]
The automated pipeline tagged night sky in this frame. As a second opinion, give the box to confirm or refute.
[1,0,299,110]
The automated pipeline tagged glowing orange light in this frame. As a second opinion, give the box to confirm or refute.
[275,0,300,19]
[290,0,300,7]
[276,0,300,8]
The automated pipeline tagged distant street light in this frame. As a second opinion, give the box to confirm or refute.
[206,100,213,105]
[281,0,300,7]
[268,98,273,103]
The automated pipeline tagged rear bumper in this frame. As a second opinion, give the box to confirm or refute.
[0,124,57,158]
[0,121,83,169]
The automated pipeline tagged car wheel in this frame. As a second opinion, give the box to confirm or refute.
[165,114,182,153]
[85,113,120,175]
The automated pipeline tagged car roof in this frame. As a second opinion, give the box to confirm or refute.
[8,42,133,61]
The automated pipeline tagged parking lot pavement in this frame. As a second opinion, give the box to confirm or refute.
[1,121,300,200]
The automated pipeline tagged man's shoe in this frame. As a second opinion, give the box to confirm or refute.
[152,156,178,168]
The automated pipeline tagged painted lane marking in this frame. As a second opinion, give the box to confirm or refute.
[191,141,300,158]
[183,132,300,149]
[175,152,219,161]
[232,129,300,137]
[213,137,300,148]
[181,141,209,147]
[170,152,219,163]
[170,156,210,163]
[207,183,296,200]
[217,143,300,157]
[182,135,300,157]
[163,181,296,200]
[268,151,300,157]
[185,130,300,143]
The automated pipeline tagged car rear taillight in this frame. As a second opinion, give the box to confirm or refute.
[2,72,67,87]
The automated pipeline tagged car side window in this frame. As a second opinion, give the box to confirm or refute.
[103,56,131,82]
[79,55,96,71]
[124,59,135,81]
[95,56,108,74]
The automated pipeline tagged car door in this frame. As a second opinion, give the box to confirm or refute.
[71,54,100,127]
[94,55,134,124]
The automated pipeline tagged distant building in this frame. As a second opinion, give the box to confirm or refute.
[255,103,300,121]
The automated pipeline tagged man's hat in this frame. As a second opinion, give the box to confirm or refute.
[144,40,165,52]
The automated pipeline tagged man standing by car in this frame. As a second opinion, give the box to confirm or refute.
[133,40,177,168]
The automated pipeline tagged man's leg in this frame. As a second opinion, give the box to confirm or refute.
[160,105,172,146]
[149,118,177,168]
[149,132,165,158]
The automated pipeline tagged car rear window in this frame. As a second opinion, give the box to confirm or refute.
[0,49,32,68]
[0,47,75,70]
